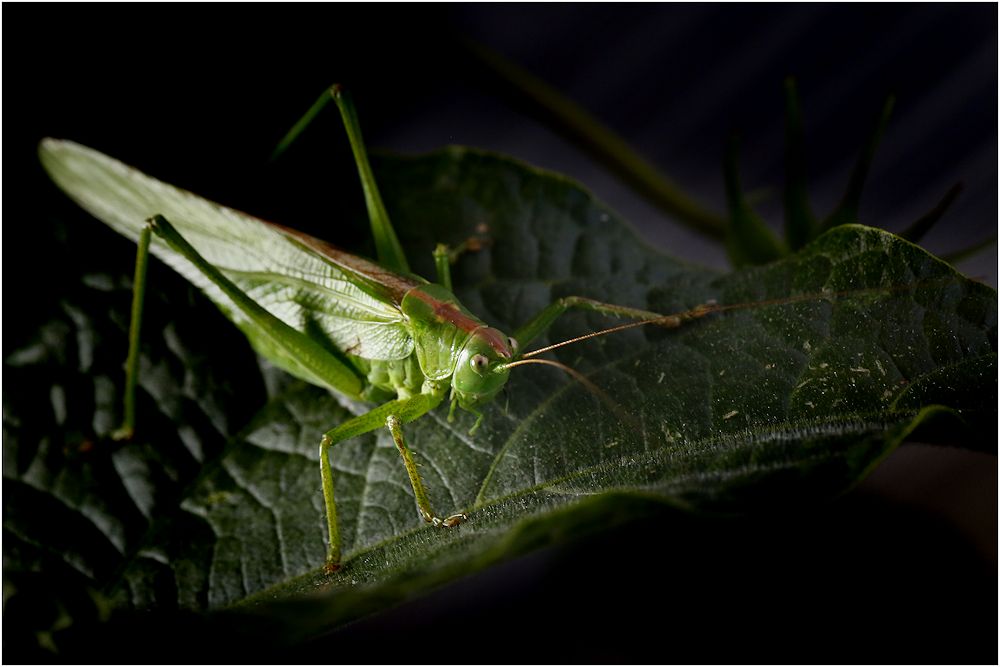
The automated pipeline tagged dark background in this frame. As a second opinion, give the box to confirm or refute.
[4,3,997,663]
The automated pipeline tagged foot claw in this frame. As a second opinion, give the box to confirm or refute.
[421,511,468,528]
[112,426,134,442]
[323,561,341,575]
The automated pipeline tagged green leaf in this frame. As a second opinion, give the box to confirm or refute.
[6,147,996,655]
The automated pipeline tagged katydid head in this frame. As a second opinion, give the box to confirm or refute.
[452,327,515,409]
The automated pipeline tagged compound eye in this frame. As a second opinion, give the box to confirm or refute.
[470,354,489,374]
[508,337,519,355]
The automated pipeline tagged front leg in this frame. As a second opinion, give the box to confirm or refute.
[387,414,467,528]
[318,390,455,571]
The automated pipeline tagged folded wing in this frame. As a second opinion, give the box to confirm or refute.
[39,139,417,367]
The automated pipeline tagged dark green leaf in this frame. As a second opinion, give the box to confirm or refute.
[5,148,996,654]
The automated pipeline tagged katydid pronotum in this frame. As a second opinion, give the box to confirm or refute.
[39,85,720,571]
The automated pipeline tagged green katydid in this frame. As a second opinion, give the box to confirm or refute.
[39,85,718,571]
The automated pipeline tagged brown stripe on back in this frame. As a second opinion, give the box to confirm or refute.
[407,290,512,359]
[265,221,423,304]
[407,289,485,335]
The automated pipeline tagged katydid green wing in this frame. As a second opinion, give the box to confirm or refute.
[39,139,415,385]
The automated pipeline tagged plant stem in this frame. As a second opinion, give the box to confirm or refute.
[463,39,726,241]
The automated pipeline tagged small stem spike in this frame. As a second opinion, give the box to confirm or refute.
[900,183,963,243]
[822,95,895,231]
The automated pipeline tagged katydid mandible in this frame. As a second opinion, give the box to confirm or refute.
[39,85,715,571]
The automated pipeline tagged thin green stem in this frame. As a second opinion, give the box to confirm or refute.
[724,135,787,266]
[940,235,997,265]
[463,39,726,240]
[900,183,963,243]
[822,95,895,231]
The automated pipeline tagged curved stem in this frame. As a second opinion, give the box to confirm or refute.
[462,39,726,240]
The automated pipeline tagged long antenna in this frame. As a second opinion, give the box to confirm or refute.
[522,302,719,359]
[522,280,938,360]
[502,357,638,428]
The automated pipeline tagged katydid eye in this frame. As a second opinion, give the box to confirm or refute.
[508,337,519,355]
[470,354,489,373]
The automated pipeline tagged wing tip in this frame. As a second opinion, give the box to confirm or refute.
[38,137,90,170]
[38,136,73,154]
